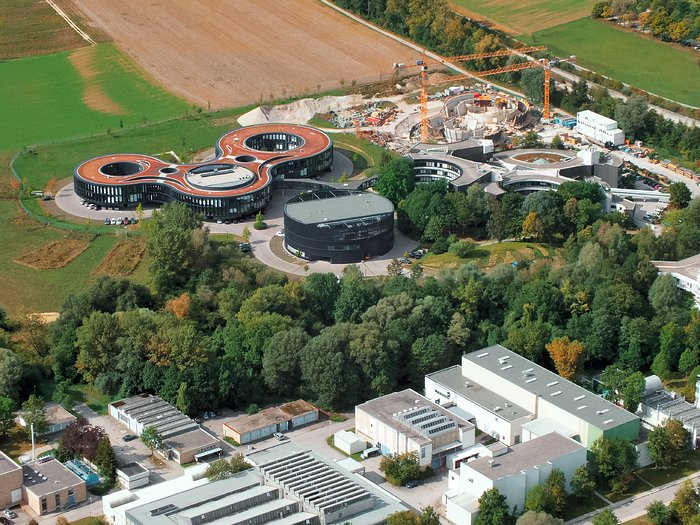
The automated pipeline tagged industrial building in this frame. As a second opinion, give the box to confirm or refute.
[109,394,221,464]
[333,430,366,456]
[653,253,700,309]
[425,345,640,448]
[104,443,406,525]
[223,400,319,444]
[355,389,475,468]
[639,374,700,448]
[116,462,150,490]
[283,189,394,263]
[444,432,586,525]
[74,124,333,220]
[0,451,22,509]
[575,110,625,146]
[22,458,87,516]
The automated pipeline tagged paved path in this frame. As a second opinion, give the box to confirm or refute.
[567,470,700,524]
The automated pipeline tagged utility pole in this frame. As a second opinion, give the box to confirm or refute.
[31,423,35,461]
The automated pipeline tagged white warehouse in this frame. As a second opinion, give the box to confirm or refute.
[576,110,625,146]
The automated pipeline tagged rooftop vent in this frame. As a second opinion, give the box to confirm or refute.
[501,365,512,371]
[498,356,510,364]
[494,406,502,412]
[477,352,489,358]
[522,368,534,374]
[525,377,537,383]
[574,395,586,401]
[550,391,562,397]
[597,409,610,415]
[546,381,559,387]
[603,419,615,424]
[577,405,588,410]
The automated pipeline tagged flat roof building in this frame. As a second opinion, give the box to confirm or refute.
[109,394,220,464]
[22,458,87,516]
[355,389,476,468]
[445,432,586,525]
[653,253,700,309]
[223,400,319,445]
[426,345,639,448]
[0,451,22,509]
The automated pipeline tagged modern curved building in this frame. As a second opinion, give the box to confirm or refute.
[284,190,394,263]
[74,124,333,220]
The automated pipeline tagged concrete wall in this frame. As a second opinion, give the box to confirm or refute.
[0,468,22,508]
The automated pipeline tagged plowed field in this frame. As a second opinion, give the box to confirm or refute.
[67,0,418,109]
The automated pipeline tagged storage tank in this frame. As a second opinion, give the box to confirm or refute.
[644,375,662,396]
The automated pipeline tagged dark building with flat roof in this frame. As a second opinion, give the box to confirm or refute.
[284,190,394,263]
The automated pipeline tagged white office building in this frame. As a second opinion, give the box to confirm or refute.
[576,110,625,146]
[653,253,700,309]
[444,432,586,525]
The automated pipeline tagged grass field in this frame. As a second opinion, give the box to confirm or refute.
[0,0,88,59]
[0,43,189,153]
[421,241,557,271]
[525,18,700,107]
[450,0,597,34]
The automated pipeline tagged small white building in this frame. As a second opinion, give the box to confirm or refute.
[444,432,587,525]
[653,253,700,309]
[576,110,625,146]
[334,430,366,456]
[355,389,475,468]
[115,463,149,490]
[18,403,76,436]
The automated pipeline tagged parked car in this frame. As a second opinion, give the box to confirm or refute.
[3,509,16,519]
[104,218,111,225]
[110,218,117,225]
[405,479,421,489]
[273,432,287,441]
[239,242,251,253]
[216,219,223,224]
[275,229,285,237]
[0,515,11,524]
[122,218,130,225]
[130,218,137,225]
[122,434,136,442]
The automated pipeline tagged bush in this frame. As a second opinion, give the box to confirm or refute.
[431,237,449,254]
[253,222,267,230]
[379,451,421,486]
[448,240,476,258]
[245,403,260,415]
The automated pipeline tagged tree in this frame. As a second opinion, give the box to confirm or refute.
[619,371,645,413]
[205,453,251,480]
[570,465,596,501]
[525,469,567,517]
[614,95,648,140]
[418,507,440,525]
[262,328,309,397]
[476,487,512,525]
[93,436,117,483]
[75,311,120,384]
[592,510,619,525]
[376,156,415,205]
[0,348,21,399]
[379,452,420,486]
[648,419,691,468]
[146,202,208,295]
[520,68,547,104]
[58,420,107,461]
[645,501,671,525]
[0,397,15,438]
[140,426,164,457]
[522,211,544,241]
[388,258,404,276]
[546,337,584,381]
[669,182,692,210]
[21,394,47,438]
[551,135,564,149]
[387,511,419,525]
[241,226,251,243]
[670,480,700,525]
[590,436,638,493]
[517,511,563,525]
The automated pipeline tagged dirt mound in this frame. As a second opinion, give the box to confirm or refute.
[14,237,90,269]
[69,47,124,114]
[238,95,364,126]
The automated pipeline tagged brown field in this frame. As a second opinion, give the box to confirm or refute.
[14,237,90,269]
[65,0,419,109]
[94,237,146,277]
[68,47,125,114]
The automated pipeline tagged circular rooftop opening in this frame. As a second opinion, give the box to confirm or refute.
[234,155,257,163]
[244,132,304,152]
[100,161,143,177]
[160,166,178,174]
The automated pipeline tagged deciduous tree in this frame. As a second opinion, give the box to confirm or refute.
[546,337,584,381]
[205,453,251,480]
[476,488,512,525]
[0,397,15,438]
[21,394,47,438]
[140,426,164,457]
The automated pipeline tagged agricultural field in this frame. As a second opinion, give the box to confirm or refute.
[0,0,89,59]
[525,18,700,107]
[66,0,418,109]
[450,0,597,35]
[0,43,189,153]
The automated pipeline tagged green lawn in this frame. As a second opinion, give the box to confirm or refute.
[524,18,700,107]
[421,241,556,271]
[450,0,596,34]
[636,450,700,487]
[0,42,188,153]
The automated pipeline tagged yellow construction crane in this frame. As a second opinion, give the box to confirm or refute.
[394,46,546,142]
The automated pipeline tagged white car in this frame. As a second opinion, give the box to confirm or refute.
[110,218,117,225]
[275,229,285,237]
[4,509,17,519]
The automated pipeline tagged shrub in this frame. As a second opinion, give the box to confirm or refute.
[246,403,260,415]
[448,240,476,258]
[431,237,449,254]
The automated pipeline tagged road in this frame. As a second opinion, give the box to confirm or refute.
[568,471,700,524]
[615,150,700,197]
